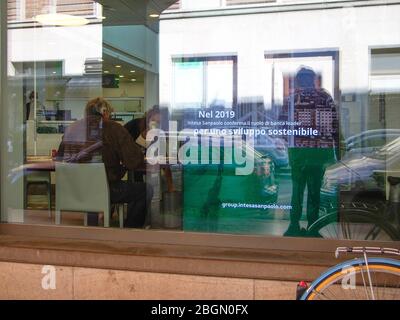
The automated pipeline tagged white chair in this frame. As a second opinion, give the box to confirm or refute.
[55,162,114,227]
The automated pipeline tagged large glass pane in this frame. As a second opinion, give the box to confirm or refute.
[3,0,150,227]
[159,0,400,240]
[1,0,400,243]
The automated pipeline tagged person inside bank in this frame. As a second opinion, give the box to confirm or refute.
[124,105,175,193]
[56,97,153,228]
[25,90,48,121]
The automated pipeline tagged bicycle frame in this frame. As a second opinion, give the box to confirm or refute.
[301,247,400,300]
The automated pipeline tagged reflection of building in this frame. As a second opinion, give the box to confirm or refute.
[294,107,336,137]
[316,109,335,135]
[294,107,338,147]
[285,88,338,148]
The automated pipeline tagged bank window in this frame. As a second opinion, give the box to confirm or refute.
[369,48,400,130]
[2,0,400,246]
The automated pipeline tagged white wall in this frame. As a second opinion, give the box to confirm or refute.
[8,24,102,76]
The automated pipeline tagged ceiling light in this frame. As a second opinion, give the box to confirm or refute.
[130,70,136,73]
[119,75,124,78]
[115,65,121,68]
[35,13,89,26]
[149,14,160,18]
[104,70,109,74]
[131,79,137,82]
[52,71,57,74]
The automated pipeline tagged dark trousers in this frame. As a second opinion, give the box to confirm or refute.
[290,165,325,227]
[128,170,145,183]
[87,181,153,228]
[109,181,153,228]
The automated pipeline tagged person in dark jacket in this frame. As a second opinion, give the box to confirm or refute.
[123,106,159,183]
[284,67,338,236]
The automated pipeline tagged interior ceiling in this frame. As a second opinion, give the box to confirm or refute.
[94,1,178,81]
[95,0,178,32]
[103,54,145,83]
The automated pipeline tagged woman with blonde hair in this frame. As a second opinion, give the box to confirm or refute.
[57,97,153,228]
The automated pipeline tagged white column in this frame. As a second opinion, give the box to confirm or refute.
[144,70,159,111]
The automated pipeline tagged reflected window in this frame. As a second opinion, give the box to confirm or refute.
[172,56,236,109]
[7,0,101,23]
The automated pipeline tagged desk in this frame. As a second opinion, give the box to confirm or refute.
[21,158,182,228]
[26,156,55,172]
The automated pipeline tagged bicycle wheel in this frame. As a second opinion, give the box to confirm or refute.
[307,208,398,241]
[301,258,400,300]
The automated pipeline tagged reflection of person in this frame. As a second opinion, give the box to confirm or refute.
[25,91,47,121]
[284,67,338,237]
[57,97,153,228]
[25,91,36,121]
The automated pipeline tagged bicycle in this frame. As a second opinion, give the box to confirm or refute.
[307,176,400,241]
[299,246,400,300]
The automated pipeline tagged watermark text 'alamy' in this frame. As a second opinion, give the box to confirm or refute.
[145,121,255,176]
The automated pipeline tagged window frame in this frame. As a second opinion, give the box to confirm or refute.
[264,49,340,104]
[1,2,400,274]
